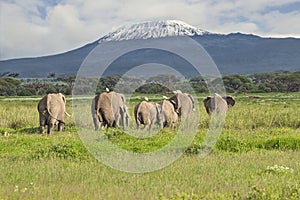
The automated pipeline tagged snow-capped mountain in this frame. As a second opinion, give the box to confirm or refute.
[1,20,300,78]
[99,20,209,42]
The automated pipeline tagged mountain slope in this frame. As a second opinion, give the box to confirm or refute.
[195,33,300,74]
[0,20,299,78]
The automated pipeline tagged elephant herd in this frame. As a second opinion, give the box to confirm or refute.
[37,92,235,134]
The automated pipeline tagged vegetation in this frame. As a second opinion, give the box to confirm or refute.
[0,92,299,199]
[0,71,299,96]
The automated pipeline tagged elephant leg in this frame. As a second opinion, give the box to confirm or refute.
[95,111,104,130]
[115,115,120,128]
[107,119,114,128]
[136,120,141,130]
[144,124,149,130]
[93,116,100,130]
[58,121,64,132]
[150,119,156,130]
[120,113,125,130]
[47,123,54,134]
[39,114,46,134]
[126,115,129,127]
[40,126,45,134]
[39,121,45,134]
[112,120,117,128]
[100,122,106,130]
[149,123,153,130]
[47,118,55,134]
[144,119,151,130]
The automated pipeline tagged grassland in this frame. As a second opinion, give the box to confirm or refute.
[0,93,299,199]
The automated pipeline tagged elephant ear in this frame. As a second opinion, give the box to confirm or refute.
[223,96,235,108]
[120,94,126,104]
[187,94,195,110]
[203,96,212,114]
[58,93,67,105]
[37,95,47,112]
[46,94,54,116]
[169,95,180,113]
[155,103,162,114]
[155,103,163,127]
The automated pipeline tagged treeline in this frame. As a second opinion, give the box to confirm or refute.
[0,71,299,96]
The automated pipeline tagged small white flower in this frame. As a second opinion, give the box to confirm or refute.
[266,165,294,174]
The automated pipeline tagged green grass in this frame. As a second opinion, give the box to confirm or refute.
[0,151,299,199]
[0,92,299,199]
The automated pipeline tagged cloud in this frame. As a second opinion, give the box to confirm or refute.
[0,0,113,60]
[1,0,300,60]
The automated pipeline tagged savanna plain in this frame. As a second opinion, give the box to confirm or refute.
[0,93,299,199]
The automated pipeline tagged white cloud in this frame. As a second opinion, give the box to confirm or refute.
[260,10,300,37]
[1,0,300,60]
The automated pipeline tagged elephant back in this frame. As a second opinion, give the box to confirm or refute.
[203,95,234,114]
[169,93,193,118]
[47,93,66,121]
[135,101,156,124]
[161,100,175,117]
[97,92,115,125]
[160,100,176,126]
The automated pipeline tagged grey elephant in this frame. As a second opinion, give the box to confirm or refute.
[37,93,69,134]
[91,91,130,130]
[203,94,235,115]
[159,99,178,128]
[134,101,162,130]
[169,92,195,120]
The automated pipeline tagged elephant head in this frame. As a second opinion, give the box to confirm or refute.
[223,96,235,108]
[169,93,194,120]
[37,93,68,134]
[203,95,235,115]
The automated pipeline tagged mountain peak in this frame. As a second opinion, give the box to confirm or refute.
[99,20,209,42]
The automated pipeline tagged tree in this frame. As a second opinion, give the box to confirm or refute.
[0,72,19,78]
[0,77,21,96]
[57,75,76,94]
[222,75,255,93]
[48,73,56,78]
[189,76,208,93]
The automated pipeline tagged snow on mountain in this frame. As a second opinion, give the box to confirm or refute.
[99,20,209,42]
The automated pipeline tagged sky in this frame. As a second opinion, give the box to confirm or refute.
[1,0,300,60]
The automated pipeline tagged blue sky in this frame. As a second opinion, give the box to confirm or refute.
[1,0,300,60]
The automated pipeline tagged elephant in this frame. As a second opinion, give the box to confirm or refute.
[159,99,178,128]
[134,101,162,130]
[169,92,195,120]
[37,93,69,134]
[203,94,235,115]
[91,91,130,130]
